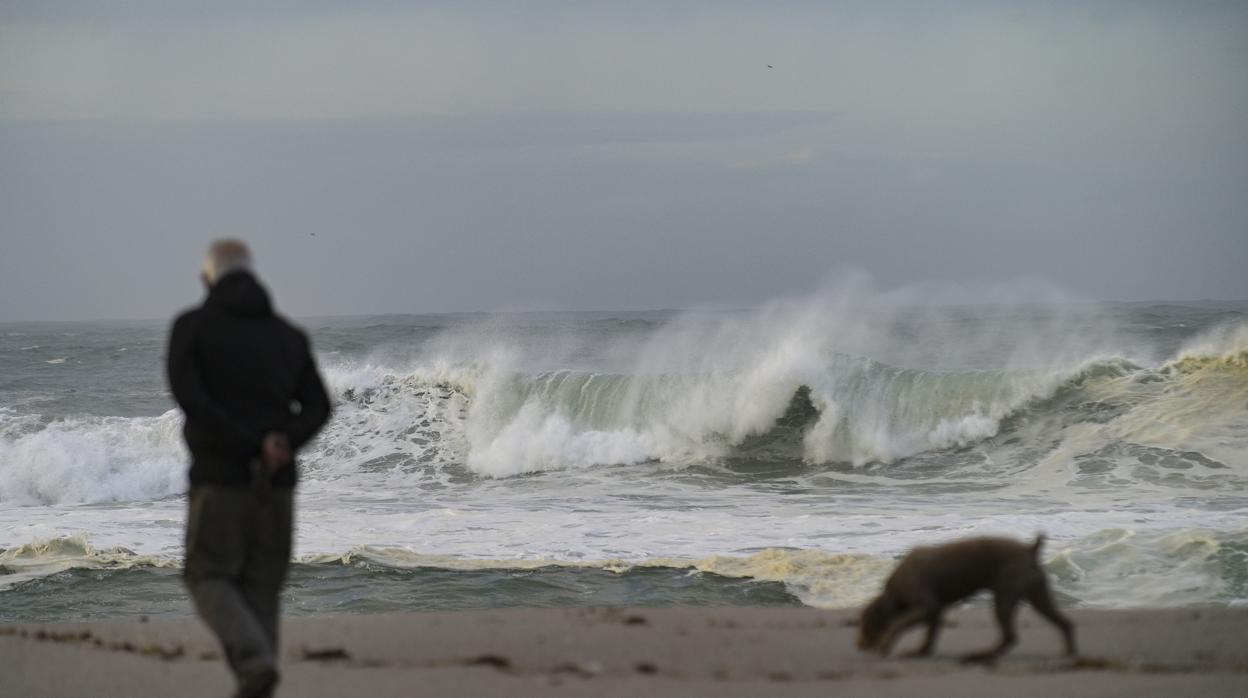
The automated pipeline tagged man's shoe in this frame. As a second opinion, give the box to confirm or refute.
[235,667,279,698]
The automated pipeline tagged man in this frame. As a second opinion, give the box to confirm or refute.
[167,239,331,697]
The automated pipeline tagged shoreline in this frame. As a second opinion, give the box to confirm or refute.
[5,607,1247,696]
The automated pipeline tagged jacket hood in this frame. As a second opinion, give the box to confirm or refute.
[206,270,274,318]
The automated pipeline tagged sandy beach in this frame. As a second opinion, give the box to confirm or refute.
[4,607,1246,697]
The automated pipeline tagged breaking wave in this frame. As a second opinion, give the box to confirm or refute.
[0,408,185,506]
[319,355,1147,478]
[2,301,1245,503]
[0,535,179,593]
[310,310,1247,478]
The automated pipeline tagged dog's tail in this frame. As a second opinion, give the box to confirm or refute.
[1031,533,1047,561]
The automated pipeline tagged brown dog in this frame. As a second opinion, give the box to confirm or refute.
[857,535,1076,663]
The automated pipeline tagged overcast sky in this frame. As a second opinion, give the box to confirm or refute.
[1,1,1245,321]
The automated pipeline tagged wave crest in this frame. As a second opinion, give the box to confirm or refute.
[0,535,177,592]
[319,355,1143,477]
[293,545,894,608]
[1168,321,1248,371]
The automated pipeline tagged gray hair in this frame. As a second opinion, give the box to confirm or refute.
[201,239,252,285]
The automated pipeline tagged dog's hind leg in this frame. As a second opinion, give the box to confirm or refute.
[1028,583,1077,656]
[961,593,1019,664]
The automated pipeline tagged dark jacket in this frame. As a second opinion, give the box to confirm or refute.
[167,270,331,489]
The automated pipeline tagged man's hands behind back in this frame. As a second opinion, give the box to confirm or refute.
[259,432,291,473]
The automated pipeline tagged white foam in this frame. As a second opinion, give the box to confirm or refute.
[0,410,186,506]
[465,405,658,476]
[308,365,471,479]
[1047,527,1248,607]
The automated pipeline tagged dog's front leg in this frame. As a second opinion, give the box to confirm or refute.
[902,610,943,658]
[876,608,927,657]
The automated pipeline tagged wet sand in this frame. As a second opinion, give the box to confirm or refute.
[4,607,1247,696]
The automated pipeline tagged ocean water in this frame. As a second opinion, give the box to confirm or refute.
[2,283,1246,622]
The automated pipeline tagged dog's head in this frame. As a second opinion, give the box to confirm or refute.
[856,595,895,652]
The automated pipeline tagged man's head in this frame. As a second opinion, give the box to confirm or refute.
[201,239,253,288]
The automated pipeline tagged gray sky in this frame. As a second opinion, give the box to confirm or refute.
[1,1,1246,321]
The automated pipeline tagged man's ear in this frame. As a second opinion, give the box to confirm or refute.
[200,272,212,291]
